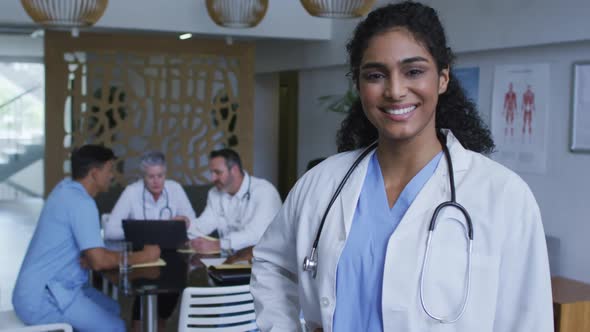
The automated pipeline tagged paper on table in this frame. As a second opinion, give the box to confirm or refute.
[177,248,221,254]
[214,263,252,270]
[199,258,226,268]
[177,248,196,254]
[132,258,166,268]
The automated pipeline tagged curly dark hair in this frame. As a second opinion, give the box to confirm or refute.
[336,1,494,154]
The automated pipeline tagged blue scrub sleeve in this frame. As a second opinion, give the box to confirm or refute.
[71,198,105,251]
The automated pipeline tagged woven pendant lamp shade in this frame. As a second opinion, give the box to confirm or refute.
[21,0,108,27]
[206,0,269,28]
[300,0,376,18]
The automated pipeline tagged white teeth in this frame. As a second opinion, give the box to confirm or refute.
[385,106,416,115]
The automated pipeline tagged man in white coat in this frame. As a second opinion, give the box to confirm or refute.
[189,148,282,255]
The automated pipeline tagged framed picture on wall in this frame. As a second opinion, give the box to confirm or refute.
[571,62,590,152]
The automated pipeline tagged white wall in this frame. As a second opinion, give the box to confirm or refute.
[0,35,42,59]
[256,0,590,73]
[297,66,348,175]
[253,73,279,186]
[295,41,590,283]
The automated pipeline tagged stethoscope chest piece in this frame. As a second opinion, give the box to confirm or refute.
[302,247,318,278]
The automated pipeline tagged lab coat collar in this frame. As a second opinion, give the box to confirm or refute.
[338,147,375,237]
[338,129,472,236]
[234,171,251,200]
[441,129,470,173]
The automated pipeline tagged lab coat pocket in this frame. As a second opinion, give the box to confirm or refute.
[421,210,499,331]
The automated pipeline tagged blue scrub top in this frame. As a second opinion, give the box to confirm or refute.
[333,152,442,331]
[13,179,105,322]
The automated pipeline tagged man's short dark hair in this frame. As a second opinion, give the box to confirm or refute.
[209,148,243,174]
[71,145,116,180]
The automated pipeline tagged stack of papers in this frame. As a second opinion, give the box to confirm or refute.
[132,258,166,268]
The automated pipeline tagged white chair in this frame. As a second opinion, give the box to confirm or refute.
[178,285,258,332]
[0,310,72,332]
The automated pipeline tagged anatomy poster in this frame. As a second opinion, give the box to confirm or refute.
[491,64,550,174]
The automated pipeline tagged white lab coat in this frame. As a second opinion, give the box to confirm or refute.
[104,179,197,240]
[189,172,283,250]
[251,130,553,332]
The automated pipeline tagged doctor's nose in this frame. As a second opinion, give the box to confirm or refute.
[384,76,407,100]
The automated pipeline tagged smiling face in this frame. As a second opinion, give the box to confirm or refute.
[357,28,449,146]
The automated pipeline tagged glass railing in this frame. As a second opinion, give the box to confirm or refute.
[0,65,45,199]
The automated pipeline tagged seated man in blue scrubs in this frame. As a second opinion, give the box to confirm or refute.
[12,145,161,331]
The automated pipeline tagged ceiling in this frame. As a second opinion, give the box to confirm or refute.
[0,0,332,41]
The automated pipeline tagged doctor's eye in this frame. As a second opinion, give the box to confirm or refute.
[361,71,386,82]
[405,68,425,79]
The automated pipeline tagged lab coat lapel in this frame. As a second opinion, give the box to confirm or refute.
[338,149,374,237]
[389,132,471,239]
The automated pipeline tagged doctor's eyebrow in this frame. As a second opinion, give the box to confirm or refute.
[360,56,430,71]
[399,56,430,64]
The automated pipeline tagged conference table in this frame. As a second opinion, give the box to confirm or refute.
[99,246,248,332]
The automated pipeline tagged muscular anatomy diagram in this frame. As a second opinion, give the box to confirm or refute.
[503,82,517,137]
[522,85,535,137]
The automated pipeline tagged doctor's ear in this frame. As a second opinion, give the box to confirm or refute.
[88,167,99,183]
[438,67,450,94]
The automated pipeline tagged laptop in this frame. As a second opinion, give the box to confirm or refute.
[122,219,188,250]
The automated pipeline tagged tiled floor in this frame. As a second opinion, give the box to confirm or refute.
[0,198,42,311]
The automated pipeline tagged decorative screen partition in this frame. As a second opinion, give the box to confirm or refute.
[44,31,254,194]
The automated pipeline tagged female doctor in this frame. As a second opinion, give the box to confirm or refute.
[250,2,553,332]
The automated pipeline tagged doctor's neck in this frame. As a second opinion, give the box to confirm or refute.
[226,172,245,196]
[376,132,443,177]
[76,177,100,198]
[150,191,162,201]
[74,178,100,197]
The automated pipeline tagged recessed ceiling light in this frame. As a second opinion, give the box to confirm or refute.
[179,33,192,40]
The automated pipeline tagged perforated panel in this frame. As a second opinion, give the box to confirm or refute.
[45,31,254,193]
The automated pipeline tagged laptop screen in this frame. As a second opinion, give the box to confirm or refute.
[122,219,188,250]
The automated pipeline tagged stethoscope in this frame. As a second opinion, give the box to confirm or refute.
[219,173,251,218]
[142,184,172,219]
[302,134,474,324]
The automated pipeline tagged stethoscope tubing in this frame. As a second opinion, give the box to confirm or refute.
[142,184,172,219]
[218,174,252,218]
[302,134,474,323]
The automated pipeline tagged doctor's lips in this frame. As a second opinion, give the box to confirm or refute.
[379,103,418,119]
